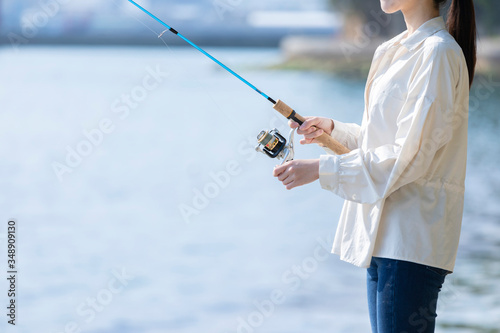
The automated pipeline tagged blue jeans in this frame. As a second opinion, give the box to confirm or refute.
[367,257,449,333]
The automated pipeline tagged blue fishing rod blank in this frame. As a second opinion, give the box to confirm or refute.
[126,0,350,155]
[127,0,276,105]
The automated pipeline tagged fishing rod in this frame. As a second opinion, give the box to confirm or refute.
[127,0,350,160]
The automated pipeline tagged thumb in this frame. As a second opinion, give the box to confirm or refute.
[273,161,291,177]
[288,119,300,129]
[273,164,285,177]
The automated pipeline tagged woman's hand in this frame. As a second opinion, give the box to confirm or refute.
[273,159,320,190]
[273,116,330,189]
[289,117,334,145]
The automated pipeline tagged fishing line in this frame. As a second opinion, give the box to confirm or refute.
[125,0,351,156]
[110,0,250,138]
[154,27,252,138]
[127,0,277,105]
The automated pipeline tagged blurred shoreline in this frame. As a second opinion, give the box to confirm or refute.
[275,35,500,78]
[0,34,285,48]
[3,34,497,79]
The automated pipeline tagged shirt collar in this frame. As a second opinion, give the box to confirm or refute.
[400,16,446,51]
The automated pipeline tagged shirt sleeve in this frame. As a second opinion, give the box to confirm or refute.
[319,43,464,204]
[323,120,361,154]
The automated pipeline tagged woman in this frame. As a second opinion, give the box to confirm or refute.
[273,0,476,332]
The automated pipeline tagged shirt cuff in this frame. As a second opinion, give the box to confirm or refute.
[319,154,340,191]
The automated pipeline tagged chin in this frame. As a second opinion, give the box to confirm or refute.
[380,0,400,14]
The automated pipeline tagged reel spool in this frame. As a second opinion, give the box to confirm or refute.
[255,128,295,165]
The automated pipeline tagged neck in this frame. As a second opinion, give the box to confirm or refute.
[402,4,440,35]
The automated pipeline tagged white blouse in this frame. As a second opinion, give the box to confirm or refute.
[319,17,469,271]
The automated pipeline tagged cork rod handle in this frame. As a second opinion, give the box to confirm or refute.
[272,99,351,155]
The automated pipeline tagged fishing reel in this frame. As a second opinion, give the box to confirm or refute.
[255,128,296,165]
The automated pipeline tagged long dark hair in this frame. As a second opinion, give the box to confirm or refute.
[434,0,477,88]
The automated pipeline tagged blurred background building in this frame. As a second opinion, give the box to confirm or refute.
[0,0,342,46]
[1,0,499,46]
[1,0,498,75]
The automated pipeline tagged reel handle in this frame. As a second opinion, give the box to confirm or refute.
[272,99,351,155]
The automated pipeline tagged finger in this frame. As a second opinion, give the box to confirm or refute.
[273,161,292,177]
[295,120,314,134]
[285,181,297,190]
[297,126,315,136]
[288,119,299,129]
[278,172,290,182]
[299,129,323,144]
[283,176,294,186]
[303,129,324,140]
[300,138,314,145]
[290,116,312,129]
[299,117,321,131]
[298,125,324,136]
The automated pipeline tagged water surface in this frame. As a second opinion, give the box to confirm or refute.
[0,46,498,333]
